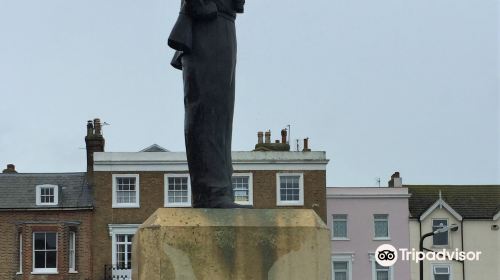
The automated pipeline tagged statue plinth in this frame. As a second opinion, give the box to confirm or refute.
[132,208,331,280]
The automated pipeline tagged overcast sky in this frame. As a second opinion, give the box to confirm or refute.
[0,0,498,186]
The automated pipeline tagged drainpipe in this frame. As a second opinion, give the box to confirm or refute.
[419,219,422,279]
[461,219,465,280]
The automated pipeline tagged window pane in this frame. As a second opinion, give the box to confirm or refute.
[46,251,57,268]
[46,233,57,250]
[333,261,348,270]
[435,267,449,273]
[34,251,45,268]
[375,221,389,237]
[433,220,448,245]
[34,233,45,250]
[333,221,347,237]
[435,275,449,280]
[376,271,389,280]
[334,272,347,280]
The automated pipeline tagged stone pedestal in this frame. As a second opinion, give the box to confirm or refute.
[132,208,331,280]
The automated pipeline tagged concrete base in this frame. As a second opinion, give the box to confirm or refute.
[132,208,331,280]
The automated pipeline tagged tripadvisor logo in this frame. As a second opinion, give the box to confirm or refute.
[375,244,398,267]
[375,244,482,267]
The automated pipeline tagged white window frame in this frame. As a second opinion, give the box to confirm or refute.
[68,232,77,273]
[432,218,449,247]
[112,174,140,208]
[32,232,58,274]
[332,254,353,280]
[164,174,192,207]
[232,173,253,206]
[108,224,140,269]
[373,214,390,240]
[332,214,349,240]
[276,173,304,206]
[35,184,58,206]
[431,263,452,280]
[369,253,394,280]
[17,233,22,274]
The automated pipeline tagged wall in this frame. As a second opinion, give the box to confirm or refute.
[409,208,463,280]
[0,210,93,280]
[91,169,326,280]
[327,187,411,280]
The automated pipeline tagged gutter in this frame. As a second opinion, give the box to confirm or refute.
[0,207,94,211]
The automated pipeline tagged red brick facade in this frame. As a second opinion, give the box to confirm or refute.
[90,168,327,280]
[0,211,93,280]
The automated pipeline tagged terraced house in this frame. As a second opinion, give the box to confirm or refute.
[407,185,500,280]
[0,165,93,280]
[85,121,329,280]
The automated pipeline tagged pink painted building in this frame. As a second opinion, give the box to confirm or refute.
[327,174,411,280]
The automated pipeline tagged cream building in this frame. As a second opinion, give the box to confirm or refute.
[407,185,500,280]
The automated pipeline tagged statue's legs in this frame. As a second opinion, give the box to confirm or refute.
[182,16,238,208]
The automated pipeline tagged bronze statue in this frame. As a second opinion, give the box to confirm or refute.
[168,0,249,208]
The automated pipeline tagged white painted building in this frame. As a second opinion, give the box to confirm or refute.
[407,185,500,280]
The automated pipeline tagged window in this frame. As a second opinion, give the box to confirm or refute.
[375,263,391,280]
[333,261,349,280]
[332,214,348,239]
[112,175,140,208]
[374,214,389,239]
[108,224,139,275]
[33,232,57,274]
[18,233,22,274]
[370,254,393,280]
[232,173,253,205]
[433,264,451,280]
[69,232,76,273]
[164,174,192,207]
[276,173,304,206]
[432,219,448,246]
[116,234,133,269]
[35,185,58,206]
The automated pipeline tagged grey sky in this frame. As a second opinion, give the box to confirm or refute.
[0,0,498,186]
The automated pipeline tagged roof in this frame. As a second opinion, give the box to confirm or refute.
[406,185,500,219]
[140,144,169,152]
[0,172,93,210]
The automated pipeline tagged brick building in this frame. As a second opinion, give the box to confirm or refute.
[86,123,329,279]
[0,167,93,280]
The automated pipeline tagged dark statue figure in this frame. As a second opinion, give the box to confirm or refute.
[168,0,249,208]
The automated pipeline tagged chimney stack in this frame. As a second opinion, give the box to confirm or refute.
[302,138,311,152]
[388,172,402,188]
[2,164,17,173]
[85,118,105,173]
[257,131,263,144]
[265,130,271,144]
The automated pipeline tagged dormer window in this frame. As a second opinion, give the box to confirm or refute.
[35,185,59,206]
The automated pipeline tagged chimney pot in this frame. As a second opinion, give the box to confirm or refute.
[257,131,263,144]
[87,120,94,136]
[281,129,287,144]
[265,130,271,144]
[303,138,311,152]
[93,118,102,136]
